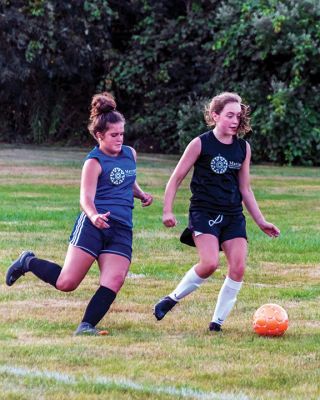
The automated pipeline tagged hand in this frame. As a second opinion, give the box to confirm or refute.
[90,211,110,229]
[141,192,153,207]
[259,220,280,238]
[163,211,177,228]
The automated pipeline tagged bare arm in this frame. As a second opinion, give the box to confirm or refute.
[163,137,201,227]
[80,159,110,229]
[239,142,280,237]
[130,147,153,207]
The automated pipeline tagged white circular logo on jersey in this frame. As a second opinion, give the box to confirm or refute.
[210,156,228,174]
[110,167,125,185]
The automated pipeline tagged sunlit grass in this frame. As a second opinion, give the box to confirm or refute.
[0,145,319,400]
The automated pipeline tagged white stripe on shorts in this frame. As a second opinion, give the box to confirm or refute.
[72,245,97,258]
[70,212,86,246]
[100,249,131,261]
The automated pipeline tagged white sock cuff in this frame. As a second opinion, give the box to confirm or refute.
[191,266,207,283]
[225,276,243,291]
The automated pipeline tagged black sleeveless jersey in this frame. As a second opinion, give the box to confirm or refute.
[189,131,247,215]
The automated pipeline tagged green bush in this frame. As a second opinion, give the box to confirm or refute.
[176,96,208,151]
[207,0,320,165]
[0,0,114,144]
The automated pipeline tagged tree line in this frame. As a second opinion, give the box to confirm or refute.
[1,0,320,165]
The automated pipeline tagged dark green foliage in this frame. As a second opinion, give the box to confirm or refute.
[1,0,320,164]
[207,0,320,165]
[109,0,217,152]
[176,96,208,151]
[0,0,114,144]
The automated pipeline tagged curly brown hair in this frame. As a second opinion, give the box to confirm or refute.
[88,92,125,140]
[204,92,251,136]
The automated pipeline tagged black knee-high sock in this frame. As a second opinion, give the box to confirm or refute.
[26,257,62,287]
[82,286,116,327]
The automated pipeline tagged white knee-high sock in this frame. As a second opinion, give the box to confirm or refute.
[168,266,206,301]
[212,276,243,325]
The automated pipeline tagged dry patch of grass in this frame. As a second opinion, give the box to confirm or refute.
[258,261,320,280]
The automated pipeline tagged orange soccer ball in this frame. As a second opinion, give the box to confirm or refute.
[253,303,289,337]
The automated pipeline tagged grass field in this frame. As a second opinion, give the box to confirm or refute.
[0,145,319,400]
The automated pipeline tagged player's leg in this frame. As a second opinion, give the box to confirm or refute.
[210,237,247,331]
[6,244,95,290]
[75,222,132,336]
[56,245,96,290]
[75,253,130,336]
[154,234,219,320]
[6,212,96,289]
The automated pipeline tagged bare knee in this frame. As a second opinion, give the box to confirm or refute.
[56,277,79,292]
[229,264,246,282]
[196,259,219,279]
[101,273,126,293]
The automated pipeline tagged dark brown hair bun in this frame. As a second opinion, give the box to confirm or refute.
[90,92,116,120]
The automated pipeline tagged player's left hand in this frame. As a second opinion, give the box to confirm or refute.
[141,192,153,207]
[259,221,280,237]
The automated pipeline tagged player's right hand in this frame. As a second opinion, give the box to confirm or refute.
[90,212,110,229]
[162,211,177,228]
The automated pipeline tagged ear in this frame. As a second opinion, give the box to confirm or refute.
[96,132,103,141]
[211,112,220,123]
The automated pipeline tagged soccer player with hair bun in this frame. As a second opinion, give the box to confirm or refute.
[154,92,280,332]
[6,91,153,336]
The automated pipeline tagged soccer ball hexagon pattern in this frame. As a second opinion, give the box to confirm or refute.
[253,303,289,337]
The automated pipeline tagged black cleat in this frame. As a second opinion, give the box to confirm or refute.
[6,251,35,286]
[74,322,109,336]
[209,322,222,332]
[153,296,177,321]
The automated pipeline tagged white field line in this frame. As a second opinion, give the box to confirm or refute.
[0,365,251,400]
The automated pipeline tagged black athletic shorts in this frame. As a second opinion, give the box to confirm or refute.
[180,210,247,248]
[69,212,132,261]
